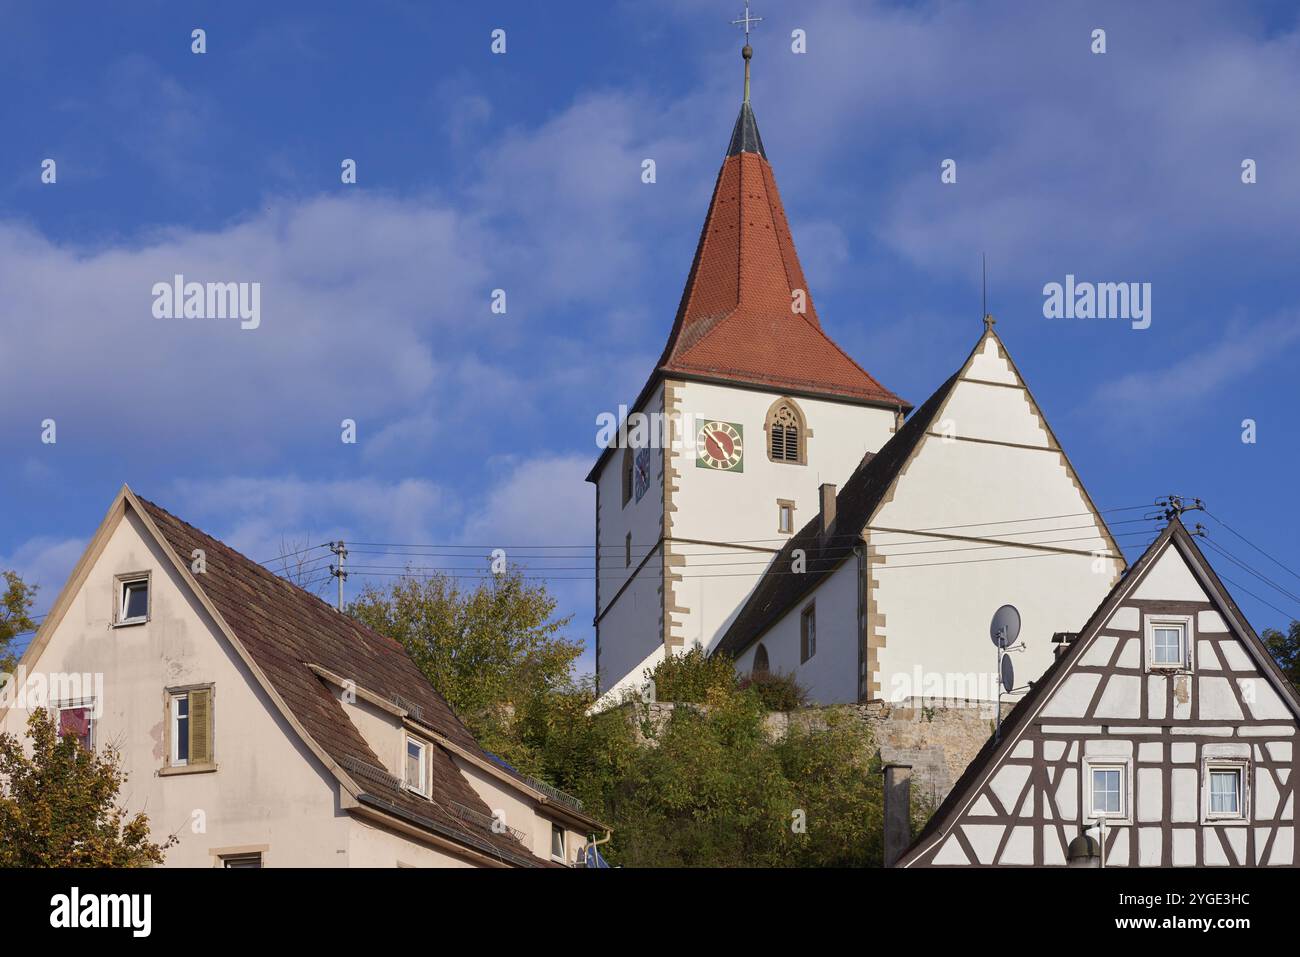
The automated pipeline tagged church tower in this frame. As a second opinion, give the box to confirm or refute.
[587,35,907,698]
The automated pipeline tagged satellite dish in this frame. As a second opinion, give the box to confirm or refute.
[1001,654,1015,694]
[990,604,1021,648]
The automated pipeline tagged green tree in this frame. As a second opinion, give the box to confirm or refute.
[346,568,582,761]
[0,571,38,674]
[611,688,796,867]
[1263,620,1300,690]
[775,710,885,866]
[577,653,899,867]
[0,709,174,867]
[347,572,905,867]
[512,675,640,810]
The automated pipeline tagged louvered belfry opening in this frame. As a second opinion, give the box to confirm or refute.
[770,419,798,461]
[768,401,802,463]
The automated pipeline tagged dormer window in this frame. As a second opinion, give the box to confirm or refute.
[115,573,150,626]
[765,398,809,464]
[405,736,429,796]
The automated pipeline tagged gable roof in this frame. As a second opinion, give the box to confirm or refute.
[712,370,960,660]
[587,99,906,483]
[897,515,1300,866]
[18,486,583,866]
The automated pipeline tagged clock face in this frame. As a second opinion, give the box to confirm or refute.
[634,447,651,502]
[696,420,744,472]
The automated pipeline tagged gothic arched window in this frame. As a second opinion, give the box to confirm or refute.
[765,397,809,464]
[753,643,770,674]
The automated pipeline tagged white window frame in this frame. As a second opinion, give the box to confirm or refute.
[550,822,567,865]
[1145,613,1193,672]
[169,690,190,767]
[1083,758,1133,824]
[405,735,429,797]
[1202,759,1250,825]
[55,698,97,751]
[114,572,151,627]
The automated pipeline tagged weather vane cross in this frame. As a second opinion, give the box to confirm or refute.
[732,2,763,43]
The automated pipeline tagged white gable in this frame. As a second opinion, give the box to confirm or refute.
[1131,546,1209,602]
[870,330,1121,702]
[964,336,1019,384]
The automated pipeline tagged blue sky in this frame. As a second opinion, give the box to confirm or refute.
[4,0,1300,672]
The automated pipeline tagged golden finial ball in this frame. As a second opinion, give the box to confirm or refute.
[742,44,753,59]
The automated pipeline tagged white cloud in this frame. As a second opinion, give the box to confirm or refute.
[0,536,86,604]
[1092,315,1300,422]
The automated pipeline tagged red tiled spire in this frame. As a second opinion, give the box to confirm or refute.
[656,101,905,407]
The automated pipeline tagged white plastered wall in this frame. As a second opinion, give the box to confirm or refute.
[870,335,1121,702]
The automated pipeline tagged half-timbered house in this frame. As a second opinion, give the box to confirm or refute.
[898,514,1300,867]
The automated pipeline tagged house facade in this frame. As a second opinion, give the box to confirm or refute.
[0,486,605,867]
[898,516,1300,867]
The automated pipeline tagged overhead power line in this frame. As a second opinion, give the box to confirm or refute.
[1205,509,1300,587]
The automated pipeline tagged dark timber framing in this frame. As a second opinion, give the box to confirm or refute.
[899,515,1300,868]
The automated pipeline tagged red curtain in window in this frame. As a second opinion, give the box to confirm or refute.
[59,707,90,745]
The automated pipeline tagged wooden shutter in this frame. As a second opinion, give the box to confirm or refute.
[189,687,213,766]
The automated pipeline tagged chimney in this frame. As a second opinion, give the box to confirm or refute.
[882,761,913,867]
[1052,631,1078,659]
[819,483,837,535]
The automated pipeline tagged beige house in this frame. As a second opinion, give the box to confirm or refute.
[0,486,607,867]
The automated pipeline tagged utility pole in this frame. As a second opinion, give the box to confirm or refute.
[1157,494,1205,522]
[329,541,348,611]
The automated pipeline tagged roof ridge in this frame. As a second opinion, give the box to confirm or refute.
[135,494,410,654]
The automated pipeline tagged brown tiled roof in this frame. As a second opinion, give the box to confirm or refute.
[135,496,544,867]
[713,372,960,660]
[656,104,904,406]
[586,102,906,484]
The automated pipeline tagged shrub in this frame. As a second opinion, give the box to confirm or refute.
[643,646,736,703]
[737,669,808,711]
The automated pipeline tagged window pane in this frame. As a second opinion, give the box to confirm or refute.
[1153,626,1182,665]
[123,582,148,620]
[1210,770,1240,814]
[1093,768,1121,814]
[59,707,92,750]
[175,695,189,763]
[551,824,565,859]
[406,741,423,789]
